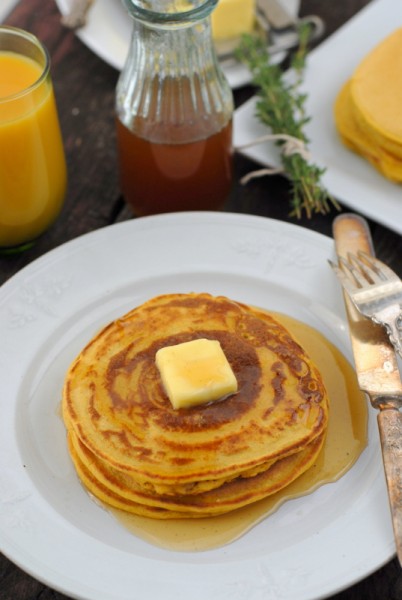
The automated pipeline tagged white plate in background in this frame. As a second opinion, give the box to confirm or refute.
[54,0,300,88]
[0,0,18,22]
[234,0,402,233]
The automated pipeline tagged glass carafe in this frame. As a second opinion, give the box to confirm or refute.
[115,0,234,216]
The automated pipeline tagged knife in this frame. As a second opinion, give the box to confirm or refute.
[333,213,402,566]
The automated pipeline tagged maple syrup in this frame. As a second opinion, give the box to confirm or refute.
[107,313,368,551]
[116,119,233,216]
[115,0,234,217]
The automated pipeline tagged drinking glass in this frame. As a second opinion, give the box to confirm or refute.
[0,26,67,253]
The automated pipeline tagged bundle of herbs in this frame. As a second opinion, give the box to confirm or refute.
[235,24,339,218]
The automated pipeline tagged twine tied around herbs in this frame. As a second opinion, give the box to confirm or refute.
[236,133,311,185]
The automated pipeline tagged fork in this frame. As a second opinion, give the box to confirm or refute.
[329,251,402,358]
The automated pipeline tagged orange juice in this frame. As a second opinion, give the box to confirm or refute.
[0,47,67,249]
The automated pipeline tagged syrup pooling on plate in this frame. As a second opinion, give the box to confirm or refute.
[102,312,367,551]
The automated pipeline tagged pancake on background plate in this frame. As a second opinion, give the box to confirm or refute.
[62,293,329,518]
[334,27,402,181]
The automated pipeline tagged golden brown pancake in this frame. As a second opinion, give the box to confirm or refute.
[62,293,329,517]
[334,28,402,180]
[68,429,325,518]
[350,27,402,157]
[334,81,402,182]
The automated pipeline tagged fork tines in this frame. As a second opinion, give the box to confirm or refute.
[328,258,358,293]
[349,251,401,284]
[329,251,402,359]
[330,252,400,290]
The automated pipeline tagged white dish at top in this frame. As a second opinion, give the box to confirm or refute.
[234,0,402,234]
[54,0,300,89]
[0,212,395,600]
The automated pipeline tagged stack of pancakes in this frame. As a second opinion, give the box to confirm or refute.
[334,28,402,182]
[62,293,329,519]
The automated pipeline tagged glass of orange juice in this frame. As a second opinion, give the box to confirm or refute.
[0,26,67,253]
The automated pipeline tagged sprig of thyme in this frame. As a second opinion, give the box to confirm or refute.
[235,25,339,218]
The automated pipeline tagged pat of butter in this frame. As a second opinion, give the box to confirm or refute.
[155,338,238,409]
[211,0,256,41]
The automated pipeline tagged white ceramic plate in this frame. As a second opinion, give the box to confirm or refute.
[0,0,18,22]
[54,0,299,89]
[234,0,402,234]
[0,213,394,600]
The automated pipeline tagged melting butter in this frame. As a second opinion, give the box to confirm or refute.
[155,338,237,409]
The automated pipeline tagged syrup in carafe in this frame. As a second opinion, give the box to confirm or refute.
[115,0,234,216]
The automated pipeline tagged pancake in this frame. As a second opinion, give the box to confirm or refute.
[62,293,329,517]
[334,81,402,182]
[68,429,325,518]
[334,28,402,180]
[350,27,402,158]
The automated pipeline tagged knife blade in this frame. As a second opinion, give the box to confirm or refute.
[333,213,402,566]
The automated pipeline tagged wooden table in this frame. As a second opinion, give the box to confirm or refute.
[1,0,402,598]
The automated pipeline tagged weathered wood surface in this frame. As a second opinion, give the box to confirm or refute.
[1,0,402,598]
